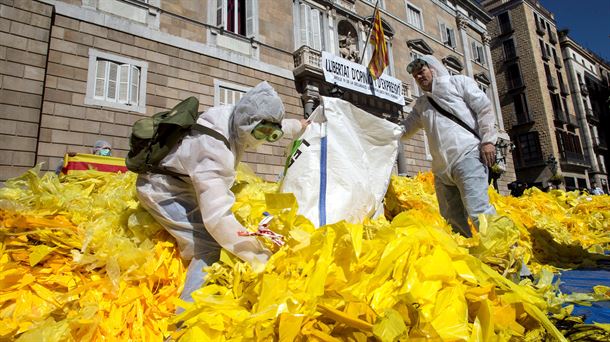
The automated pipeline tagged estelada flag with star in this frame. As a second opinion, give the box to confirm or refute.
[367,8,389,79]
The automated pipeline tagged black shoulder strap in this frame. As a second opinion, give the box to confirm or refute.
[427,96,480,140]
[149,123,231,178]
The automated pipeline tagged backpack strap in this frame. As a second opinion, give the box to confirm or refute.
[149,124,231,178]
[191,124,231,150]
[427,96,481,141]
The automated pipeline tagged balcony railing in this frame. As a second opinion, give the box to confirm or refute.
[594,139,608,150]
[586,108,600,122]
[293,45,323,76]
[561,151,589,166]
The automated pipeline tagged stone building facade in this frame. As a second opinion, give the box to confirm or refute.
[559,33,610,193]
[482,0,590,190]
[1,0,514,193]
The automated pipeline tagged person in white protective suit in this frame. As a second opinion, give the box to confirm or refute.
[136,81,307,307]
[402,55,497,237]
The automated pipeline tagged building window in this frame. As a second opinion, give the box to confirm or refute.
[556,130,584,160]
[85,49,147,113]
[296,1,324,50]
[406,4,423,30]
[506,63,523,90]
[498,12,512,33]
[216,0,255,36]
[539,40,549,60]
[513,93,530,124]
[561,96,569,119]
[551,93,565,122]
[439,22,456,48]
[514,132,543,167]
[471,40,485,64]
[545,64,557,89]
[503,38,516,60]
[214,80,250,106]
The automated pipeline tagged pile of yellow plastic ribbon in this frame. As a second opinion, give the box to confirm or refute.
[0,166,185,340]
[1,167,609,341]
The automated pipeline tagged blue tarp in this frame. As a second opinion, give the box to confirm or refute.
[556,270,610,324]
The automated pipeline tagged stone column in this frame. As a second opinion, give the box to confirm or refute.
[457,15,473,77]
[482,33,504,131]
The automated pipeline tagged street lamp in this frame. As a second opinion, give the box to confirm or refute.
[496,140,514,163]
[546,155,558,174]
[329,84,344,98]
[546,154,563,187]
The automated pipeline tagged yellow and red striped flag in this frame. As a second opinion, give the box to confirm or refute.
[367,8,389,79]
[60,153,128,174]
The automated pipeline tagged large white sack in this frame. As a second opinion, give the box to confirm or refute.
[280,96,403,227]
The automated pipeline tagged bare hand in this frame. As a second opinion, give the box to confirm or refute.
[300,119,310,129]
[480,142,496,167]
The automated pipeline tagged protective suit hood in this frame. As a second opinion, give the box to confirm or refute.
[418,55,450,80]
[229,81,285,157]
[92,140,111,155]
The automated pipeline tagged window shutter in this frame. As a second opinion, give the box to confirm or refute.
[245,0,254,37]
[471,41,477,60]
[130,66,140,104]
[477,46,485,63]
[216,0,226,28]
[304,5,311,46]
[440,23,447,43]
[299,4,308,47]
[118,64,129,103]
[311,8,321,50]
[95,60,107,98]
[107,62,118,101]
[449,28,455,47]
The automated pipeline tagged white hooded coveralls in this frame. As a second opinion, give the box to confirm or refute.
[136,82,302,303]
[401,55,497,236]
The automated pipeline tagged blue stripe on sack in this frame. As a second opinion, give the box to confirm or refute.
[319,136,328,227]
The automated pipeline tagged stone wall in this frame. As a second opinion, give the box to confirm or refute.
[0,0,53,180]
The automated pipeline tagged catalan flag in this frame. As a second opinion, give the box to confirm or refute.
[367,8,389,79]
[60,153,128,174]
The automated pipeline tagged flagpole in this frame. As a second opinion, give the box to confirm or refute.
[359,0,380,64]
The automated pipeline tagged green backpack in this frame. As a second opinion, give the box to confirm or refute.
[126,97,230,177]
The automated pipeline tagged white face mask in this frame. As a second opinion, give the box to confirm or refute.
[97,148,111,156]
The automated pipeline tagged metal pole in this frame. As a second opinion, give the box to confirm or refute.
[359,0,380,64]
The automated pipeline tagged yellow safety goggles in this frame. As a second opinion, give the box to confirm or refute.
[251,120,284,142]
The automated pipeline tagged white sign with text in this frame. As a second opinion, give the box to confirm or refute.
[321,51,404,106]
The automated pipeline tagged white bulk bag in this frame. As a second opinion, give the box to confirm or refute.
[280,97,404,227]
